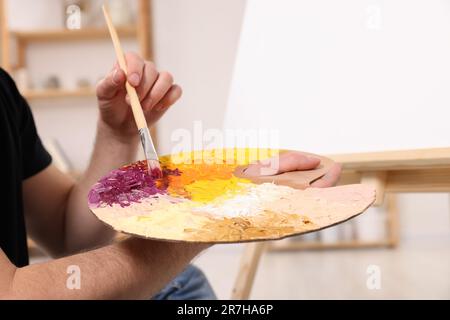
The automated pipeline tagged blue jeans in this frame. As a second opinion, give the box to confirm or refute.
[153,265,217,300]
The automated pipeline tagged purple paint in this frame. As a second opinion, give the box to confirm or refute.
[88,161,180,208]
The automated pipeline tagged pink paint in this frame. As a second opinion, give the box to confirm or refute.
[88,161,180,208]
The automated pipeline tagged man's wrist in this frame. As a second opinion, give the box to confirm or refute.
[120,238,209,269]
[85,119,140,176]
[96,119,140,147]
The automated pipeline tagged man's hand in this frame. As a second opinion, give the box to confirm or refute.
[1,237,206,299]
[23,54,183,256]
[96,52,182,141]
[245,151,342,188]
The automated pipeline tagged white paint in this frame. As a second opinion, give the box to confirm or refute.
[194,183,294,218]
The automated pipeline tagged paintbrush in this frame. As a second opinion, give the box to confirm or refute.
[102,5,161,175]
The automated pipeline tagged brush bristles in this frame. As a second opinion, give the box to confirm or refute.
[147,159,162,176]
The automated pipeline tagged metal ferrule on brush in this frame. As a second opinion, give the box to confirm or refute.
[139,128,159,169]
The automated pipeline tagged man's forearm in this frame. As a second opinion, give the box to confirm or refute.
[6,238,206,300]
[64,120,140,253]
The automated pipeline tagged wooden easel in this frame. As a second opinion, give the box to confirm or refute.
[231,147,450,299]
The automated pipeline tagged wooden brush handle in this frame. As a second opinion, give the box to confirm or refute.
[103,5,147,130]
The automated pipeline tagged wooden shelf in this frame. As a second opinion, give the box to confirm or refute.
[11,26,137,43]
[23,88,96,100]
[1,0,156,145]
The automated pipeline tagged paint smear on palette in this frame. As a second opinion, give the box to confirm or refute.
[88,161,181,208]
[88,148,277,209]
[88,149,376,243]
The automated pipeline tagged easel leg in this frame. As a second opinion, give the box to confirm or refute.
[231,242,266,299]
[386,193,400,247]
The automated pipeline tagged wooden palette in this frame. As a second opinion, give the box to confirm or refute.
[88,148,375,243]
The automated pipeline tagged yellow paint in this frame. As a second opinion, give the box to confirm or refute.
[160,148,280,167]
[185,176,251,203]
[157,148,280,202]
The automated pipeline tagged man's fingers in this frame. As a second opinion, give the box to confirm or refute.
[245,152,321,176]
[145,85,182,123]
[310,163,342,188]
[147,71,174,109]
[124,52,145,87]
[96,67,126,100]
[136,62,159,103]
[277,152,321,172]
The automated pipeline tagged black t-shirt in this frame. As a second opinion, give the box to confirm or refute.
[0,68,52,267]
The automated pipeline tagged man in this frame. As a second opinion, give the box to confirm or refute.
[0,53,341,299]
